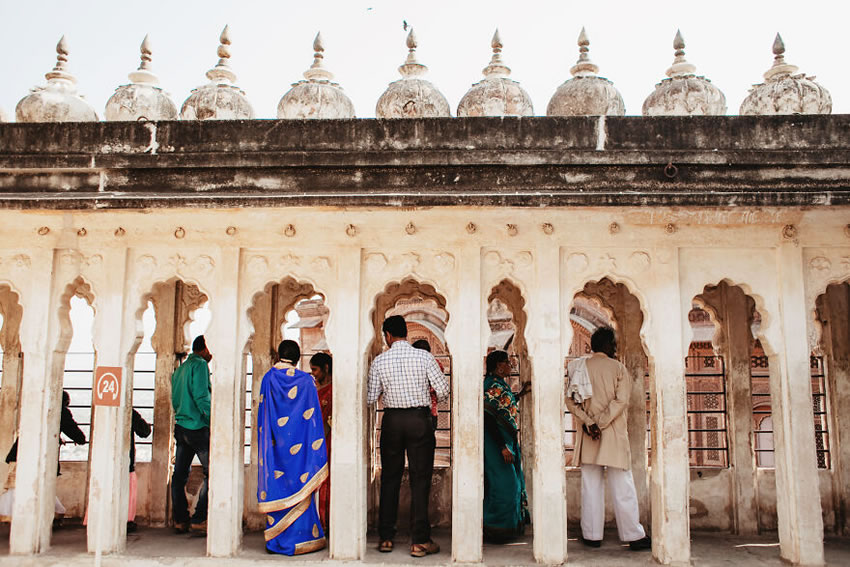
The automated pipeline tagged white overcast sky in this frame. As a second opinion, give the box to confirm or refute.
[0,0,847,118]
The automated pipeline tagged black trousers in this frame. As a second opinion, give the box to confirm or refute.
[171,425,210,525]
[379,407,435,544]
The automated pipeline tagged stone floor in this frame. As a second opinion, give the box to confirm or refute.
[0,524,847,565]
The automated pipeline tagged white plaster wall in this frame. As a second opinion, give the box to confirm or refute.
[2,205,848,561]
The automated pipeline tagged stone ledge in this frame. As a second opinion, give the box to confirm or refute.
[0,116,848,209]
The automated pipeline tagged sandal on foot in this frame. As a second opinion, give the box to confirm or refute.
[378,540,393,552]
[410,540,440,557]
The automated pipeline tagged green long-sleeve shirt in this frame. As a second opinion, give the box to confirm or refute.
[171,353,211,430]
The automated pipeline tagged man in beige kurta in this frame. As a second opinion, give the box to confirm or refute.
[565,327,650,550]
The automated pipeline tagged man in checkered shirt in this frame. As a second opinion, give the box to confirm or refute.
[367,315,449,557]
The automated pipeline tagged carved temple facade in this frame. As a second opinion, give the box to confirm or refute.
[0,116,848,565]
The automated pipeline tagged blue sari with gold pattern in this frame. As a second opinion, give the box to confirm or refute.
[257,363,328,555]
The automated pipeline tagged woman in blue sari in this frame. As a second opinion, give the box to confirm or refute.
[483,350,530,542]
[257,340,328,555]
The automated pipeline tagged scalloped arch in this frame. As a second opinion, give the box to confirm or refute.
[54,276,96,358]
[367,277,450,360]
[566,274,651,360]
[685,277,774,357]
[487,278,529,359]
[245,276,326,357]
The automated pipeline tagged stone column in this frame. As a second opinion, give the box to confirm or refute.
[245,287,273,532]
[518,358,534,519]
[646,249,690,565]
[446,247,483,563]
[527,245,567,564]
[819,284,850,536]
[147,281,180,527]
[772,245,824,564]
[206,248,244,557]
[10,250,62,554]
[701,283,759,535]
[324,247,365,559]
[86,252,132,554]
[0,290,23,487]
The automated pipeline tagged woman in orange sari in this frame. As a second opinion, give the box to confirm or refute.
[310,352,333,533]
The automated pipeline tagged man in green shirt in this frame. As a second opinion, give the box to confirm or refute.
[170,335,212,535]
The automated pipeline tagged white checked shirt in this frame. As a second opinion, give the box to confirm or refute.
[367,340,450,407]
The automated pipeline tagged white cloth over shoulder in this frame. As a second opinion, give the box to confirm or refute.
[566,355,593,403]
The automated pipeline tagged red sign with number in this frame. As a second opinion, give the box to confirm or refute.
[94,366,122,407]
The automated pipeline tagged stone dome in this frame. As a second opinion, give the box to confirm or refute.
[16,36,98,123]
[457,30,533,117]
[180,26,254,121]
[105,35,178,121]
[277,33,355,119]
[376,29,450,118]
[547,28,625,116]
[0,107,8,122]
[642,31,726,116]
[740,34,831,115]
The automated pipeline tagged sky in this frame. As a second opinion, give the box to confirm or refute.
[0,0,847,119]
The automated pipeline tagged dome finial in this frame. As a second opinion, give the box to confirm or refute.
[482,28,511,78]
[139,35,153,71]
[570,26,599,77]
[17,34,99,121]
[303,31,334,81]
[773,33,785,58]
[45,35,76,83]
[206,25,237,84]
[106,33,177,119]
[128,34,160,85]
[377,26,448,117]
[398,27,427,78]
[665,29,696,78]
[763,32,799,80]
[739,31,830,115]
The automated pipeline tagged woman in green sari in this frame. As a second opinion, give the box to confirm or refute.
[483,350,530,542]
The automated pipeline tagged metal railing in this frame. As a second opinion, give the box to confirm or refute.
[61,351,157,462]
[752,355,830,469]
[685,355,729,468]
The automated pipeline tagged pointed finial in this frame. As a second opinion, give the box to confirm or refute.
[217,25,232,67]
[665,29,696,78]
[398,27,427,78]
[303,31,334,81]
[45,35,76,83]
[55,36,69,70]
[773,33,785,57]
[482,28,511,78]
[206,25,237,84]
[139,35,153,70]
[570,26,599,77]
[763,32,798,80]
[673,29,685,52]
[128,34,160,85]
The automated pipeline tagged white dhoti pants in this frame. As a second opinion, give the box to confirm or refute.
[580,463,646,542]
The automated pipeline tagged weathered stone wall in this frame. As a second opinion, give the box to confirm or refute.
[0,116,849,209]
[1,116,847,565]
